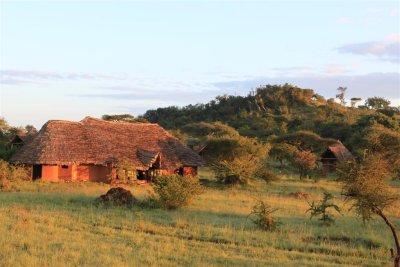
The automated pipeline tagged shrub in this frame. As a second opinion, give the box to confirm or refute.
[0,160,11,189]
[9,165,30,182]
[0,160,30,190]
[212,155,277,185]
[254,163,279,183]
[150,175,203,209]
[306,192,341,226]
[248,199,281,231]
[212,155,256,185]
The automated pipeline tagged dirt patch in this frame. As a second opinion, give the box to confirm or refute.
[289,190,312,199]
[99,187,136,205]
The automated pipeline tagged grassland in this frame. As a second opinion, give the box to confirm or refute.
[0,169,399,267]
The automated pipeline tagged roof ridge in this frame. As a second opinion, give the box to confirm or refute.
[80,116,157,126]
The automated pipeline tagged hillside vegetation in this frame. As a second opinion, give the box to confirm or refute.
[142,84,399,142]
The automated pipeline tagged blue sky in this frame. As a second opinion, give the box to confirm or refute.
[0,1,399,128]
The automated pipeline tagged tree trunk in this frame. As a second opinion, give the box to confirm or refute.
[374,209,400,267]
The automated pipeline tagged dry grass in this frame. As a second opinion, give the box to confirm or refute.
[0,169,398,266]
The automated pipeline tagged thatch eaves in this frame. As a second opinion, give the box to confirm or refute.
[10,117,205,169]
[324,142,354,162]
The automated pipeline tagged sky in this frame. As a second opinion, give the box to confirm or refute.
[0,0,399,128]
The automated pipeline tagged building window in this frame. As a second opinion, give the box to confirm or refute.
[61,165,69,169]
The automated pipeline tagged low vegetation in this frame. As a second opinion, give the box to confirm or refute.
[150,175,203,209]
[0,170,398,266]
[0,160,30,191]
[306,192,341,226]
[248,199,281,231]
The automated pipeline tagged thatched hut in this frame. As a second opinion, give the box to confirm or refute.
[9,129,38,149]
[320,142,354,173]
[10,117,204,182]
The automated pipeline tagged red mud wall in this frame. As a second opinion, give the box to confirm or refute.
[89,165,111,182]
[41,165,59,182]
[58,165,72,181]
[75,165,111,183]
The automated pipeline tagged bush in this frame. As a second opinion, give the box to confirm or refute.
[150,175,203,209]
[0,160,11,189]
[306,192,341,226]
[248,199,280,231]
[212,155,277,185]
[212,155,256,185]
[254,163,279,183]
[0,160,30,190]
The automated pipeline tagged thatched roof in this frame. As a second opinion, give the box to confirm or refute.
[323,142,354,162]
[9,130,38,146]
[11,117,204,169]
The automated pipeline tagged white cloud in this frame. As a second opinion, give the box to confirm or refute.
[337,34,400,63]
[0,70,128,85]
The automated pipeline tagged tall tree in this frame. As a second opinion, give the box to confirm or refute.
[269,143,298,167]
[291,150,317,180]
[338,154,400,266]
[350,97,362,108]
[365,97,391,110]
[336,86,347,106]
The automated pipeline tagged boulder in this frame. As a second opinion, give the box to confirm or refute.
[100,187,136,205]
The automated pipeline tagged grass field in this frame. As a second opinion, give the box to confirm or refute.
[0,169,399,267]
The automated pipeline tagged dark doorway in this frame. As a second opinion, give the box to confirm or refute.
[32,165,42,180]
[137,171,146,180]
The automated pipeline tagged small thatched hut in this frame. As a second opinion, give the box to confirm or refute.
[9,129,38,149]
[10,117,204,182]
[320,142,354,173]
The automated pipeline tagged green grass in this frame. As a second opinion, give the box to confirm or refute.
[0,169,399,267]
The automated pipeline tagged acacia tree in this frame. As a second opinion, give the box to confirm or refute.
[336,86,347,106]
[269,143,298,167]
[291,150,317,180]
[365,97,391,110]
[338,154,400,266]
[102,114,149,123]
[350,97,362,108]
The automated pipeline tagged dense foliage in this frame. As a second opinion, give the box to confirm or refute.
[150,175,203,209]
[0,160,30,190]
